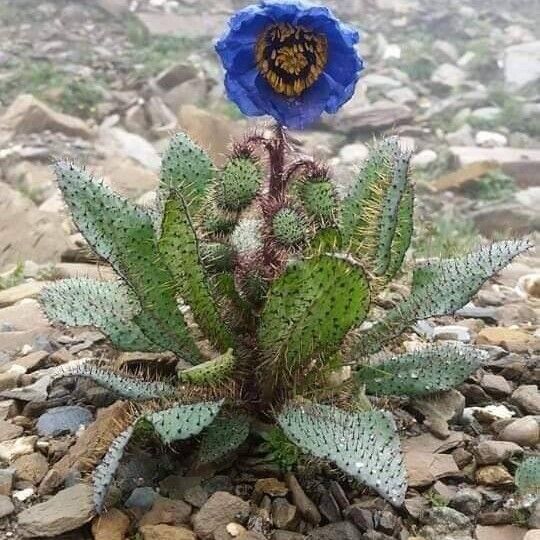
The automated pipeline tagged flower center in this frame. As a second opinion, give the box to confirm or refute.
[255,23,328,97]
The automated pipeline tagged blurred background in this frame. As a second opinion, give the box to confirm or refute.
[0,0,539,274]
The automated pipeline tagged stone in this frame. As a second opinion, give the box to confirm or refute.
[306,521,362,540]
[0,435,36,461]
[405,451,460,487]
[475,440,523,465]
[0,375,50,402]
[524,531,540,540]
[411,149,437,168]
[177,105,243,167]
[0,282,49,308]
[411,389,465,439]
[475,465,513,486]
[140,495,192,526]
[17,483,94,537]
[476,525,527,540]
[475,131,507,148]
[504,41,540,90]
[517,273,540,299]
[0,94,93,139]
[345,504,374,531]
[136,11,225,39]
[13,452,49,484]
[330,101,413,132]
[192,491,250,540]
[99,126,161,171]
[446,124,475,146]
[0,419,23,441]
[140,524,197,540]
[449,147,540,187]
[13,350,49,372]
[254,478,288,498]
[449,488,483,516]
[433,325,471,343]
[471,204,540,238]
[36,405,93,437]
[386,86,417,105]
[0,468,14,495]
[339,143,369,164]
[273,532,306,540]
[92,508,130,540]
[511,385,540,415]
[94,156,158,199]
[480,374,513,397]
[477,328,540,353]
[431,161,497,193]
[0,494,14,518]
[318,490,341,523]
[0,183,71,267]
[96,0,129,17]
[286,473,321,525]
[41,401,131,493]
[419,507,472,540]
[431,63,466,88]
[499,417,539,446]
[125,487,158,511]
[271,498,298,530]
[154,63,199,91]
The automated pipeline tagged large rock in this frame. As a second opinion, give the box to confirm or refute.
[476,525,528,540]
[92,508,130,540]
[192,491,249,540]
[511,385,540,415]
[0,419,23,441]
[177,105,244,167]
[0,435,37,462]
[499,416,539,446]
[0,94,93,139]
[477,327,540,353]
[328,101,413,133]
[140,524,196,540]
[136,11,226,39]
[17,483,94,537]
[405,451,460,487]
[431,63,466,88]
[470,203,540,238]
[449,147,540,188]
[36,405,93,436]
[0,281,49,308]
[504,41,540,90]
[419,507,473,540]
[0,494,14,518]
[306,521,362,540]
[0,182,71,267]
[474,440,523,465]
[13,452,49,484]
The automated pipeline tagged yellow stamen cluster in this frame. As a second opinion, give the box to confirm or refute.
[256,23,328,97]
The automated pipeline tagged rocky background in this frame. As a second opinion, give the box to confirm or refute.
[0,0,539,539]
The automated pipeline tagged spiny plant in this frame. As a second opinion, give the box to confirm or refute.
[42,132,530,512]
[40,1,532,516]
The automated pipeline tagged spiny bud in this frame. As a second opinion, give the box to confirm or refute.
[271,207,307,247]
[298,179,337,222]
[216,157,263,211]
[199,242,234,273]
[202,205,238,236]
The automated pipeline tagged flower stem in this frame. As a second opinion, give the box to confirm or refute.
[268,123,287,199]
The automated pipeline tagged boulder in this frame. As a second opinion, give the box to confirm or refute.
[474,440,523,465]
[511,385,540,415]
[17,483,94,537]
[504,40,540,90]
[0,182,71,267]
[0,94,93,139]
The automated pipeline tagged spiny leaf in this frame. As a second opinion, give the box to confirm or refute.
[298,180,338,225]
[146,400,223,445]
[93,425,134,513]
[278,402,407,506]
[515,455,540,496]
[356,343,488,396]
[54,161,201,361]
[41,278,159,352]
[353,238,531,356]
[178,349,236,385]
[197,414,251,464]
[340,137,413,280]
[62,362,175,401]
[160,132,214,211]
[159,194,233,352]
[215,157,263,211]
[258,255,370,371]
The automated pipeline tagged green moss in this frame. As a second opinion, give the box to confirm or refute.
[59,79,103,119]
[463,169,516,201]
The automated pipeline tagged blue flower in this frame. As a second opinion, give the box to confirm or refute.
[215,1,364,129]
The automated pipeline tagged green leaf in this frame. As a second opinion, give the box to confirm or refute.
[146,400,224,445]
[54,162,201,361]
[41,278,158,352]
[158,194,233,352]
[515,455,540,496]
[340,138,413,279]
[197,414,250,464]
[160,132,214,211]
[178,349,236,385]
[63,362,175,401]
[278,402,407,506]
[353,238,531,356]
[356,344,488,396]
[93,424,134,513]
[258,255,370,370]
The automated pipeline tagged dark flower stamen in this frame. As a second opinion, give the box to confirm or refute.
[255,23,328,97]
